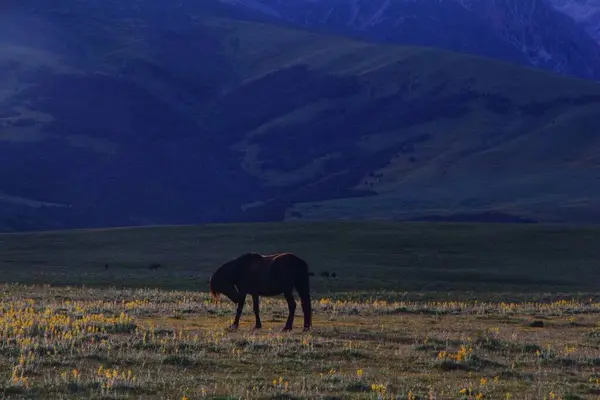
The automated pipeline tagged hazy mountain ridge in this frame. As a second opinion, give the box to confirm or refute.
[2,0,600,230]
[458,0,600,79]
[549,0,600,43]
[225,0,600,80]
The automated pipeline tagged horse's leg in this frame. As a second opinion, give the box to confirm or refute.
[299,292,312,332]
[252,294,262,331]
[282,291,296,332]
[229,293,246,331]
[294,274,312,332]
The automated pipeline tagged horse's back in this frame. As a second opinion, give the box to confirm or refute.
[246,253,307,295]
[267,252,306,266]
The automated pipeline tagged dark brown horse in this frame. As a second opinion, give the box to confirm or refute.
[209,252,313,332]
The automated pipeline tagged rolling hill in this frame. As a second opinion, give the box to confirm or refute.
[1,0,600,230]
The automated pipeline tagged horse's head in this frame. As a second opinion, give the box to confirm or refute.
[209,253,262,303]
[209,273,237,303]
[209,261,240,303]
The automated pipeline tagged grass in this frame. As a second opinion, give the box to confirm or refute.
[1,221,600,293]
[2,284,600,399]
[2,221,600,398]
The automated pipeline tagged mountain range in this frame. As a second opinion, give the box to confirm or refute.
[1,0,600,231]
[225,0,600,81]
[550,0,600,43]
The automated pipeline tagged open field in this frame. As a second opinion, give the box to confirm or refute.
[2,285,600,399]
[1,221,600,293]
[1,221,600,399]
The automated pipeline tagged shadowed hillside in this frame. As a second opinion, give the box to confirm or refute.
[1,0,600,230]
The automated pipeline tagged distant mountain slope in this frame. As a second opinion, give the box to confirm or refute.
[458,0,600,80]
[1,0,600,230]
[224,0,600,81]
[550,0,600,44]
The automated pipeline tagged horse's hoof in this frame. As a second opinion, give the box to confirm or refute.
[280,327,292,332]
[302,327,310,332]
[227,325,239,332]
[251,326,262,332]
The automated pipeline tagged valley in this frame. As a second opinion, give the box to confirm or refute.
[2,2,600,399]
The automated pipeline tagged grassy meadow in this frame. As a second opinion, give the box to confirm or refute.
[1,221,600,399]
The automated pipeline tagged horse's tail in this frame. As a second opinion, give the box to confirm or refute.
[294,257,311,297]
[294,256,312,329]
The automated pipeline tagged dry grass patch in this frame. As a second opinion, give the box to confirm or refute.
[0,284,599,399]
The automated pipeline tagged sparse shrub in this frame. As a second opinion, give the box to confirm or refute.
[435,343,474,370]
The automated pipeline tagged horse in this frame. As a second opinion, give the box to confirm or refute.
[209,252,313,332]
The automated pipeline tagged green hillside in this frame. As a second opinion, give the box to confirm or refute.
[2,4,600,228]
[1,221,599,295]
